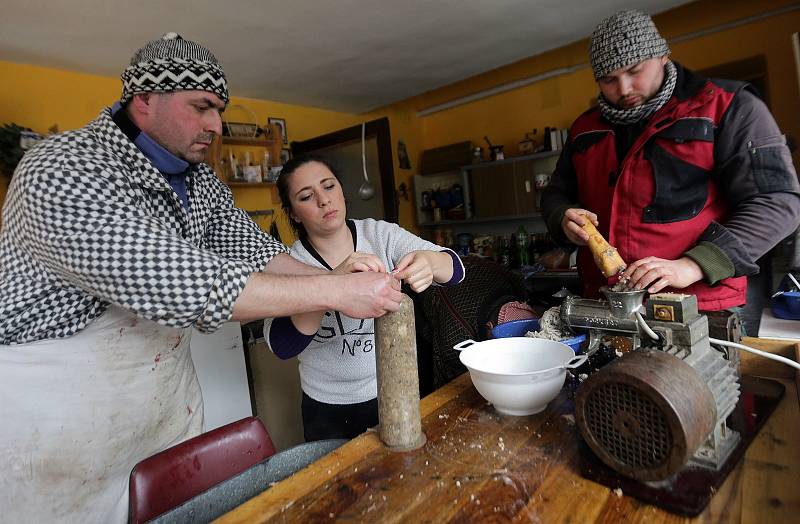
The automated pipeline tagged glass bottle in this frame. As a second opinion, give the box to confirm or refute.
[499,236,511,267]
[508,235,519,269]
[516,225,529,267]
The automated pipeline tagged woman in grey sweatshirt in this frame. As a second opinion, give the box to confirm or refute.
[264,155,464,441]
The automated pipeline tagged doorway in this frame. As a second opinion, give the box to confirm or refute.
[698,55,769,106]
[290,117,398,223]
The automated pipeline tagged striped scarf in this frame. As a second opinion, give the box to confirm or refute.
[598,60,677,125]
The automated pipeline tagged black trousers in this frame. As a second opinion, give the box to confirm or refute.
[301,392,379,442]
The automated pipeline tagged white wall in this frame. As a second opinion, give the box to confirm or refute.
[190,322,253,432]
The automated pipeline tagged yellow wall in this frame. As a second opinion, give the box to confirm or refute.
[227,98,423,238]
[0,62,346,239]
[3,0,798,236]
[0,63,118,221]
[403,0,800,166]
[0,60,423,238]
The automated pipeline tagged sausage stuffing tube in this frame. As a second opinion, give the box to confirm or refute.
[374,294,426,451]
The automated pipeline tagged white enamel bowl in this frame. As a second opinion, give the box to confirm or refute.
[455,337,587,416]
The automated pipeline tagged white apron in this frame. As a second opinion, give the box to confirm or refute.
[0,306,203,523]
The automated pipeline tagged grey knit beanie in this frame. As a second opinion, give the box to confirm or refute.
[120,32,228,103]
[589,10,670,80]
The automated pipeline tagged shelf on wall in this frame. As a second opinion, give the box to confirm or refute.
[462,150,561,170]
[221,136,276,147]
[207,123,283,186]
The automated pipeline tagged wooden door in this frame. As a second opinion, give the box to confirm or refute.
[291,118,397,223]
[513,159,538,212]
[469,163,516,217]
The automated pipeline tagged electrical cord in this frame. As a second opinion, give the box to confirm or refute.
[362,122,367,179]
[635,311,658,340]
[634,310,800,371]
[709,337,800,371]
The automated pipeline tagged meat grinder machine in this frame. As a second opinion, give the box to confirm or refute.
[558,287,769,514]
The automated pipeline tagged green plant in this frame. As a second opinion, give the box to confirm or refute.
[0,123,29,178]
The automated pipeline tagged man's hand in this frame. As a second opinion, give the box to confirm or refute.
[561,208,599,245]
[393,251,436,292]
[290,263,394,335]
[333,272,403,318]
[333,252,386,275]
[620,256,703,293]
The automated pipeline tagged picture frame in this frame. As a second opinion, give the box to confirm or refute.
[268,117,288,144]
[280,148,292,165]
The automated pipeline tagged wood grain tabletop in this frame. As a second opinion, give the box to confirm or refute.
[218,338,800,523]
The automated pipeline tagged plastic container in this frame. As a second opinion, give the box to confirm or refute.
[454,338,587,416]
[491,318,586,354]
[772,291,800,320]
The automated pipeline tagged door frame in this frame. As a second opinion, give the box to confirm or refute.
[290,117,398,224]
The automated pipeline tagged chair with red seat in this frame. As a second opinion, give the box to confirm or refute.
[128,416,276,523]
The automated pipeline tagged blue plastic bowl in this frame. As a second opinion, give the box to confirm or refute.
[491,318,586,354]
[772,291,800,321]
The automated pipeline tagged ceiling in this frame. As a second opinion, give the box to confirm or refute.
[0,0,690,114]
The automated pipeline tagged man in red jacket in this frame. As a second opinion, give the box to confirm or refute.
[541,9,800,313]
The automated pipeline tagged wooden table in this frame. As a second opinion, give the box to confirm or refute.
[219,338,800,523]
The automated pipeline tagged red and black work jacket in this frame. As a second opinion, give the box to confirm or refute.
[566,68,747,310]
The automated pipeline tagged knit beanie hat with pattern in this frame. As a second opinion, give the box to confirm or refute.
[120,32,228,103]
[589,10,670,80]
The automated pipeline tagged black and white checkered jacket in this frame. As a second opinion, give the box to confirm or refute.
[0,108,287,344]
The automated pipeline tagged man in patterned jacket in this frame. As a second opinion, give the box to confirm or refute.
[541,10,800,317]
[0,33,402,521]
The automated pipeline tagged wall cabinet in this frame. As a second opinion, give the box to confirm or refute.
[468,162,515,218]
[413,150,560,232]
[467,153,558,217]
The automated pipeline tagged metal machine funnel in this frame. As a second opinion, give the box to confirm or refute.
[600,287,647,319]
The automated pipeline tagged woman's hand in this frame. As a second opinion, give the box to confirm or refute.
[394,250,454,292]
[332,252,386,275]
[561,208,598,246]
[393,251,434,292]
[620,256,703,293]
